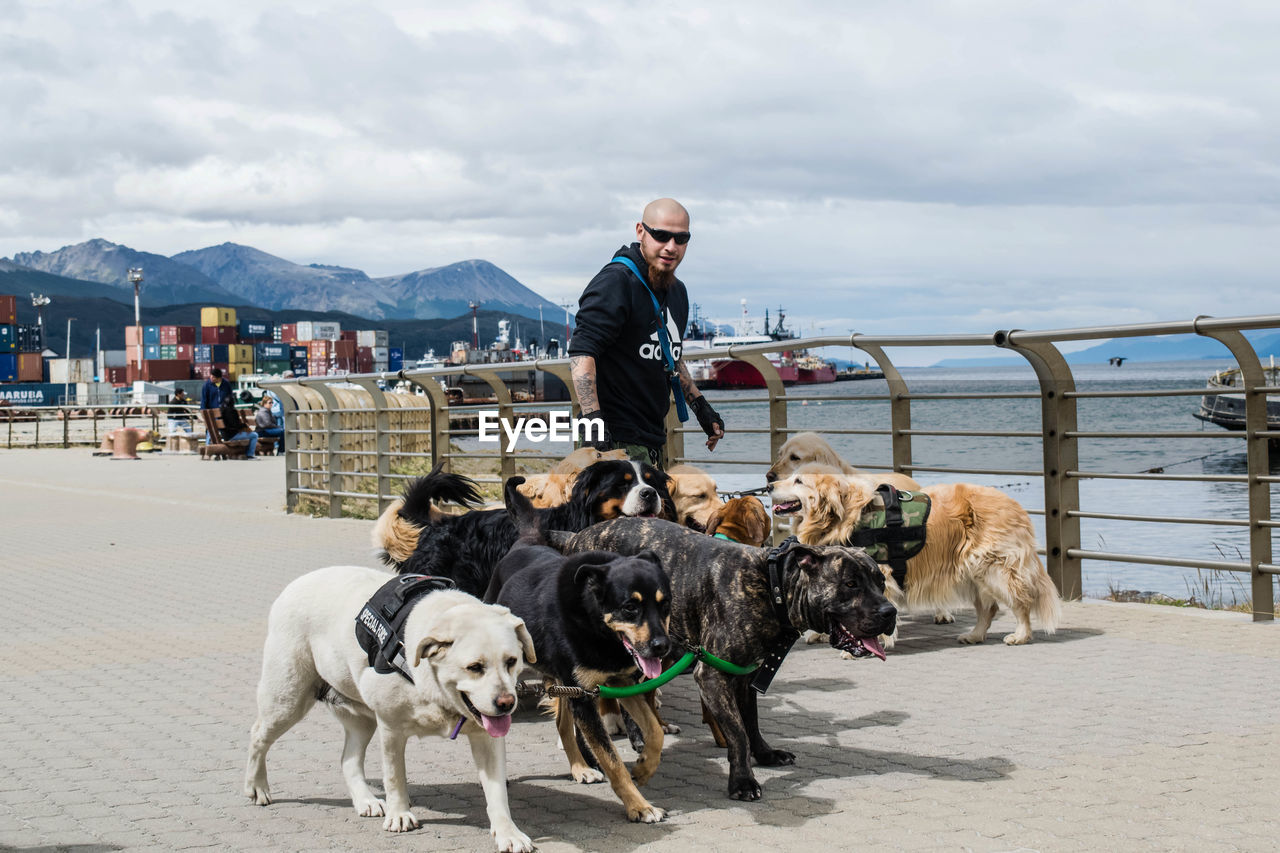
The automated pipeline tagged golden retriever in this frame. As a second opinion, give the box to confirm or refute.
[666,463,725,532]
[770,464,1060,646]
[766,431,921,491]
[516,447,629,507]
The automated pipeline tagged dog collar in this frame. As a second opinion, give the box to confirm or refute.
[712,532,737,543]
[753,537,803,694]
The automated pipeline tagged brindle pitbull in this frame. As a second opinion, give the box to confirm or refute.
[553,518,896,801]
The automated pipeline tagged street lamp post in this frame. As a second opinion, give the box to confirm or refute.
[128,268,144,369]
[64,317,77,405]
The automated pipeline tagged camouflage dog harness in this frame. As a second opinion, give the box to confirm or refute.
[844,484,931,591]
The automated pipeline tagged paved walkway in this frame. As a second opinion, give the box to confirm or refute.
[2,448,1279,853]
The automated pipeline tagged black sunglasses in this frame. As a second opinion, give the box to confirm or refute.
[642,222,691,245]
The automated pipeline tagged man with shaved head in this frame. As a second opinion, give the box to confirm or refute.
[569,198,725,467]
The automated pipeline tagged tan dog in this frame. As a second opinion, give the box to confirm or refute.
[766,431,921,491]
[704,496,772,547]
[766,432,947,630]
[770,464,1060,646]
[666,464,724,531]
[516,447,629,507]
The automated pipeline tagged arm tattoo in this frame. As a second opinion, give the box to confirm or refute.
[570,355,600,413]
[676,360,700,404]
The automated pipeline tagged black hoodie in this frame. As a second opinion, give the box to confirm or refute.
[568,243,690,448]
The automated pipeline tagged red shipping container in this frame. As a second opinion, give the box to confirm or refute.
[175,343,194,361]
[340,330,357,342]
[158,325,197,344]
[105,366,129,385]
[307,339,332,356]
[0,294,16,324]
[200,325,237,344]
[334,340,356,358]
[17,353,43,382]
[307,360,328,376]
[280,323,297,342]
[356,356,374,373]
[191,362,231,380]
[139,359,192,381]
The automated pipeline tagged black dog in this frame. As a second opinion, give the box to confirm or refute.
[375,460,674,596]
[554,518,897,801]
[482,477,671,823]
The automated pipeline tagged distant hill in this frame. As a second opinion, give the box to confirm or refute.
[9,239,244,306]
[171,243,563,324]
[0,265,142,306]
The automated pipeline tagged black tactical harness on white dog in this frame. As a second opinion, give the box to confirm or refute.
[355,573,456,683]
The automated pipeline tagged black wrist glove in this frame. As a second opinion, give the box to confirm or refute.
[689,397,724,438]
[579,410,613,451]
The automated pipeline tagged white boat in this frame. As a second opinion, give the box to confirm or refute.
[1193,359,1280,431]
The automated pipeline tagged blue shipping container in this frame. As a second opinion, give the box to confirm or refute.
[290,346,308,359]
[0,325,14,352]
[143,325,161,345]
[388,349,403,371]
[240,320,270,340]
[144,344,160,360]
[256,343,288,359]
[0,353,16,381]
[194,344,229,363]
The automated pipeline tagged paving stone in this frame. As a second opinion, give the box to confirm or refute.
[3,449,1279,852]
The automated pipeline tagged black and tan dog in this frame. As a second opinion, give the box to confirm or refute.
[375,460,674,596]
[484,478,671,823]
[553,518,897,801]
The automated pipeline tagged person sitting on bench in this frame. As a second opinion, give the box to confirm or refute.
[219,397,260,459]
[254,397,283,440]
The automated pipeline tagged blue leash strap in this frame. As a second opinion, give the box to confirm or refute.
[611,255,689,422]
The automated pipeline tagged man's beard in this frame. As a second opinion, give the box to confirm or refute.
[646,260,677,290]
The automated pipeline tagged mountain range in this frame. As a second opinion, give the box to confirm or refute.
[5,239,562,324]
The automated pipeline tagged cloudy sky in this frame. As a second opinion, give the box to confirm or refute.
[3,1,1279,363]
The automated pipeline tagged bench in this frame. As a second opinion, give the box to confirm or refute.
[200,409,251,461]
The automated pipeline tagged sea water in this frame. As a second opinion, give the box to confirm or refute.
[474,359,1276,602]
[681,359,1278,602]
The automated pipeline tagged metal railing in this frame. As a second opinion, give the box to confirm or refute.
[260,313,1279,621]
[1,405,171,448]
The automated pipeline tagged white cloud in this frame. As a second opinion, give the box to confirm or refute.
[3,0,1280,358]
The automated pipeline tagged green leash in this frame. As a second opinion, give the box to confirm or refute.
[518,645,758,700]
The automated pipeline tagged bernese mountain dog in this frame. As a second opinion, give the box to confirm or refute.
[373,459,675,597]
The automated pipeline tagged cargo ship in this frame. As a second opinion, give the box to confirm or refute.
[687,302,837,390]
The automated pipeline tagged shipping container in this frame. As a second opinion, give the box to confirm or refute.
[16,323,42,352]
[371,346,389,362]
[256,343,288,360]
[104,366,129,385]
[47,358,94,384]
[0,353,15,381]
[295,321,314,341]
[17,353,43,382]
[159,345,177,359]
[334,339,356,359]
[0,294,16,325]
[125,325,142,346]
[143,325,161,345]
[175,343,194,361]
[200,306,237,327]
[340,330,357,342]
[313,321,341,341]
[357,329,389,348]
[98,349,127,369]
[194,344,230,363]
[0,325,14,352]
[256,358,291,375]
[159,325,196,344]
[200,325,237,345]
[191,362,229,380]
[306,339,332,356]
[239,320,270,341]
[138,359,192,382]
[279,323,297,342]
[144,344,160,360]
[388,347,403,371]
[227,344,253,364]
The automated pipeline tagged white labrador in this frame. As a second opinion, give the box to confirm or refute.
[244,565,536,852]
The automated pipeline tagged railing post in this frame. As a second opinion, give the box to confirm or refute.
[997,332,1082,600]
[403,373,452,473]
[1193,319,1274,620]
[351,378,392,512]
[469,368,515,482]
[271,384,303,513]
[854,341,913,477]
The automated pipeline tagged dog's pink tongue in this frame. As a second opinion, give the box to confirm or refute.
[638,656,663,679]
[860,636,887,662]
[480,714,511,737]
